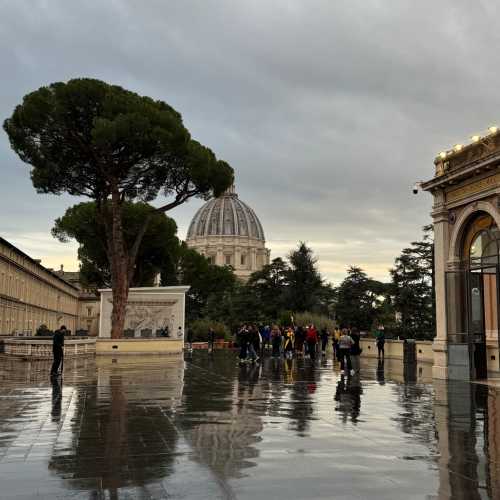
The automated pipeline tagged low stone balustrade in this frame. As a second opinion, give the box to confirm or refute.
[3,337,96,358]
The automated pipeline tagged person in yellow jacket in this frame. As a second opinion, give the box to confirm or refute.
[283,327,295,359]
[332,328,341,361]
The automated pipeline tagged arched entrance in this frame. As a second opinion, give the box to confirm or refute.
[446,213,500,379]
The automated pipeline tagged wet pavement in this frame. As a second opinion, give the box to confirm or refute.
[0,352,499,499]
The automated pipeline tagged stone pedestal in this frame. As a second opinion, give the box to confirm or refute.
[98,286,189,346]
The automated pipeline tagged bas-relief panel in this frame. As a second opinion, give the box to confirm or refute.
[123,299,179,334]
[99,288,187,338]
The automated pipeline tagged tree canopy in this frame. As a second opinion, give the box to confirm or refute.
[53,201,179,289]
[4,78,233,337]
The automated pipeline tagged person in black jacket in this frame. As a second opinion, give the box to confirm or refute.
[50,325,66,377]
[350,327,362,373]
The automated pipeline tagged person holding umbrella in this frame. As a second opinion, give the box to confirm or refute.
[50,325,66,378]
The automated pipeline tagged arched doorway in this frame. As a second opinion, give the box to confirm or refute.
[446,213,500,379]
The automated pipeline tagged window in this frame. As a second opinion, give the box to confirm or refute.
[208,255,215,265]
[241,254,246,266]
[87,307,92,316]
[225,255,231,266]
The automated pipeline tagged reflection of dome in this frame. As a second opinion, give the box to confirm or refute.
[186,186,270,280]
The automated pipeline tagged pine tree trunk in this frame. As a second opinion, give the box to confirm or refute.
[109,191,129,339]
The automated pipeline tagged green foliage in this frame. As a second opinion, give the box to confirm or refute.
[390,225,435,340]
[286,242,324,312]
[293,312,336,331]
[4,78,233,337]
[36,324,53,336]
[53,201,179,288]
[334,266,388,331]
[3,78,233,202]
[188,319,230,342]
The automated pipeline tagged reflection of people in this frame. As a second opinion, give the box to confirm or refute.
[50,325,66,377]
[376,358,385,385]
[334,374,362,423]
[51,376,62,421]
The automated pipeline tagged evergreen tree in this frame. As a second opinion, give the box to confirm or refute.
[286,242,324,312]
[334,266,384,330]
[390,226,435,339]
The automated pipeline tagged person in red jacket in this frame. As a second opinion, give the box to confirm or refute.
[306,325,318,361]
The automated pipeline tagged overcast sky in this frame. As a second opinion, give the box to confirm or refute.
[1,0,499,283]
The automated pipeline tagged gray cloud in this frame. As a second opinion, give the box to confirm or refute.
[1,0,499,282]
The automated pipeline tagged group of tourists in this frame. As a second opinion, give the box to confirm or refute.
[236,324,375,375]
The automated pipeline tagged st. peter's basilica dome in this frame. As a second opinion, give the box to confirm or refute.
[186,186,270,280]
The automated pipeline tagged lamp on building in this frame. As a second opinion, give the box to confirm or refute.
[488,126,498,134]
[453,144,463,152]
[471,135,481,143]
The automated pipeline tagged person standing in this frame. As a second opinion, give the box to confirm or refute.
[50,325,66,377]
[338,328,354,375]
[320,327,329,356]
[208,327,216,353]
[271,325,282,358]
[306,325,318,362]
[375,326,385,360]
[332,327,341,361]
[238,325,249,363]
[294,325,305,356]
[350,327,362,373]
[284,327,294,359]
[260,325,271,354]
[248,325,261,363]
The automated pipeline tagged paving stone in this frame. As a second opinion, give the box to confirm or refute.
[0,352,499,499]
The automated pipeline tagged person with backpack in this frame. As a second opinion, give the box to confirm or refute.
[338,328,354,375]
[248,325,261,363]
[50,325,66,378]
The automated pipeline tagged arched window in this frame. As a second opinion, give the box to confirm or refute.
[463,214,500,269]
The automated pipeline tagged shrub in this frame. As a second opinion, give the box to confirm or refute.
[188,319,230,342]
[36,324,53,336]
[293,312,336,331]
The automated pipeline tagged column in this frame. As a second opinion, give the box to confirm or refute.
[432,190,450,379]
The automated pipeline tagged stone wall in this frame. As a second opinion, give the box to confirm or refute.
[4,337,96,358]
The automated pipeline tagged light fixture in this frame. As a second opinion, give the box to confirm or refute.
[489,126,498,134]
[471,135,481,143]
[439,151,447,159]
[453,144,463,152]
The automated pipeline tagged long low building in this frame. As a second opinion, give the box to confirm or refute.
[0,236,88,336]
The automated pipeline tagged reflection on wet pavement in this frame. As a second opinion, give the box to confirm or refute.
[0,352,499,499]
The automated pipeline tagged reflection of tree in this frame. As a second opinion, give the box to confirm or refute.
[48,358,183,498]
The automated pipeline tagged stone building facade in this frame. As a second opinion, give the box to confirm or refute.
[186,186,270,280]
[0,237,80,335]
[422,127,500,380]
